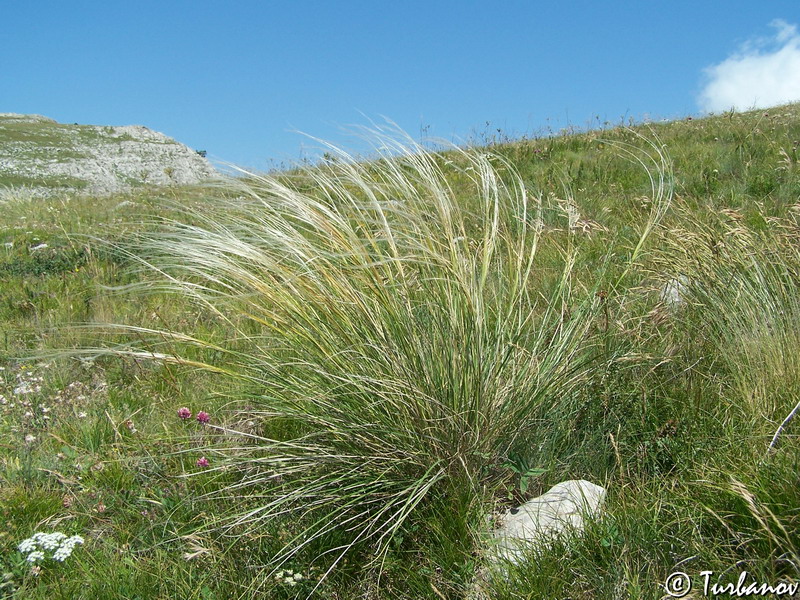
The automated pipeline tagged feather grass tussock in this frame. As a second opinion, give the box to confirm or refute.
[113,127,673,584]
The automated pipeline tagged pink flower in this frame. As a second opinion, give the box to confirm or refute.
[177,407,191,420]
[196,457,210,467]
[196,411,210,424]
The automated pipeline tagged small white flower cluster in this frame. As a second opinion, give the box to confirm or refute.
[17,532,84,563]
[53,380,92,405]
[13,372,43,396]
[274,569,304,587]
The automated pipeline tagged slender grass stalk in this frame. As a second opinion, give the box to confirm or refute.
[768,398,800,454]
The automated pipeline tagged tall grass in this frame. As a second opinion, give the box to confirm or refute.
[655,207,800,446]
[11,107,800,599]
[107,128,672,589]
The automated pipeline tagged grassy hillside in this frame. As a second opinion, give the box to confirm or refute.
[2,105,800,599]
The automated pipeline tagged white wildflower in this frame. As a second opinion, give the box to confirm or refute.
[13,382,34,395]
[52,547,72,561]
[17,531,84,565]
[275,568,304,587]
[34,532,66,550]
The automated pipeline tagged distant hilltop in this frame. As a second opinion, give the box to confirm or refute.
[0,113,218,196]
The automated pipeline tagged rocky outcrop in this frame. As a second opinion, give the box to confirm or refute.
[0,113,218,196]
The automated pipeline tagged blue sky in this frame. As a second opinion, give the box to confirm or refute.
[3,1,800,170]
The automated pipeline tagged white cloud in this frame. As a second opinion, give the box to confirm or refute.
[698,20,800,113]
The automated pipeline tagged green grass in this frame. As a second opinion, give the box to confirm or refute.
[2,105,800,599]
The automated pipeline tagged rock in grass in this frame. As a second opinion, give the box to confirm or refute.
[660,275,689,307]
[491,479,606,565]
[468,480,606,599]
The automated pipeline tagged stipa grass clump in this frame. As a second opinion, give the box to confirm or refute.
[119,129,670,589]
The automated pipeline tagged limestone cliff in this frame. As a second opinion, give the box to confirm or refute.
[0,113,218,196]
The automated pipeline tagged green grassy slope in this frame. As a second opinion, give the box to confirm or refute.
[1,105,800,599]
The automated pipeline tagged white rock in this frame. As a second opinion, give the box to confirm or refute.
[491,479,606,565]
[660,275,689,307]
[467,480,607,600]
